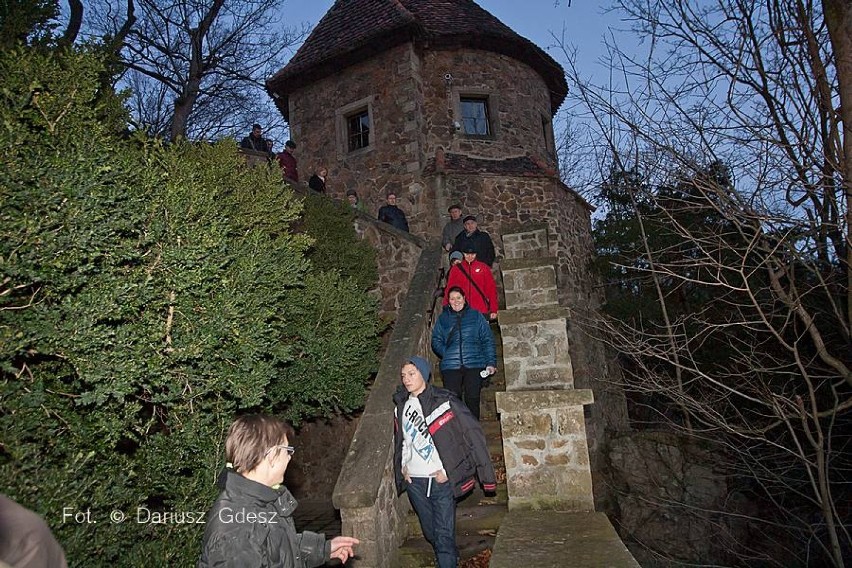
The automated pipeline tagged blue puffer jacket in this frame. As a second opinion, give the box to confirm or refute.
[431,305,496,371]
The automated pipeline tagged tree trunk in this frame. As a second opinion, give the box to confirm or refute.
[822,0,852,333]
[169,0,225,140]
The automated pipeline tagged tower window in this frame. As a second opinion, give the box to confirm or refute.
[460,97,491,136]
[347,109,370,151]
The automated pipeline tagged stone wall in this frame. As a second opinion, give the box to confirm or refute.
[608,431,737,566]
[438,172,630,491]
[353,212,425,319]
[495,229,596,512]
[286,44,436,237]
[419,49,556,167]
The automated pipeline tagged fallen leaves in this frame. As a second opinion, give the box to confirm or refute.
[460,548,492,568]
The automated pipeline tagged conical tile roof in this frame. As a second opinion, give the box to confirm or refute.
[267,0,567,120]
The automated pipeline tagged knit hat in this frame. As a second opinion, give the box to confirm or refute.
[461,244,477,254]
[449,250,463,262]
[462,215,476,223]
[407,356,432,383]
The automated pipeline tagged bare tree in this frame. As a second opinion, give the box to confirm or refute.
[87,0,307,140]
[559,0,851,565]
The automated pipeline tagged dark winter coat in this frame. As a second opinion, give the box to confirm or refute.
[378,204,410,232]
[393,385,496,498]
[308,174,326,193]
[240,134,269,153]
[198,468,329,568]
[431,305,496,372]
[453,229,496,266]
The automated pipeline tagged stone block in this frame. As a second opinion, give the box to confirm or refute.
[521,454,540,466]
[544,452,569,465]
[496,390,594,414]
[507,468,562,497]
[516,439,546,451]
[526,365,573,387]
[500,412,552,437]
[556,407,586,436]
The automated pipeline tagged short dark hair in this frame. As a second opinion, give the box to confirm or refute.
[285,139,296,149]
[447,286,465,298]
[252,123,262,130]
[448,204,461,212]
[225,414,294,474]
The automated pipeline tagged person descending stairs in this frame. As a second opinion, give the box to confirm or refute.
[397,322,508,567]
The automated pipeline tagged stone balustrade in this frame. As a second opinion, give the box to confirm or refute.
[495,227,595,512]
[331,240,443,568]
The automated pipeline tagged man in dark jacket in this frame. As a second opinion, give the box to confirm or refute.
[452,215,495,266]
[393,356,496,568]
[198,414,358,568]
[377,191,409,232]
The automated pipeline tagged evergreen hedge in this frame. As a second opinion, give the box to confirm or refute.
[0,48,379,565]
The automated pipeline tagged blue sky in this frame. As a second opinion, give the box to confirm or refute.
[281,1,623,83]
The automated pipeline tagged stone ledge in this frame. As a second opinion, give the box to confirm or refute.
[353,213,427,248]
[500,256,558,272]
[496,389,594,413]
[490,511,640,568]
[498,306,570,325]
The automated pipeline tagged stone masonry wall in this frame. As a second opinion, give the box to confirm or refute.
[498,390,595,511]
[438,172,630,500]
[287,44,436,238]
[420,49,556,168]
[353,213,424,319]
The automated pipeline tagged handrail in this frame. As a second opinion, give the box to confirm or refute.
[426,265,446,330]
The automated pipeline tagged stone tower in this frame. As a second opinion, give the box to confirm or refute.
[267,0,629,500]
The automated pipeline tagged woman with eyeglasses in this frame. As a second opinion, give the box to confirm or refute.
[198,414,359,567]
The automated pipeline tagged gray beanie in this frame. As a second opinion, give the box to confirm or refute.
[407,356,432,383]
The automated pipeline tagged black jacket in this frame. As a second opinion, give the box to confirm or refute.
[378,204,410,232]
[307,174,326,193]
[453,229,495,266]
[393,384,496,498]
[198,468,330,568]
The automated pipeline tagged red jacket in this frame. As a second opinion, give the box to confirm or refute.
[444,260,498,316]
[277,150,298,182]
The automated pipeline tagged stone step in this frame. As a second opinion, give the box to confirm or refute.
[400,501,508,567]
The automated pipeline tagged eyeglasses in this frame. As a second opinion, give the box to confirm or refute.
[264,444,295,458]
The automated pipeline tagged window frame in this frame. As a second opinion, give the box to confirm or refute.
[347,109,371,152]
[453,89,499,140]
[336,96,375,158]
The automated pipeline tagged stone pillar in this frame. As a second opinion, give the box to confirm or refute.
[496,228,595,511]
[496,390,595,511]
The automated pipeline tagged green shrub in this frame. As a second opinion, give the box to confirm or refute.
[0,48,378,566]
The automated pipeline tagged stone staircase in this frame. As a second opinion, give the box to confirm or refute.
[397,323,509,567]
